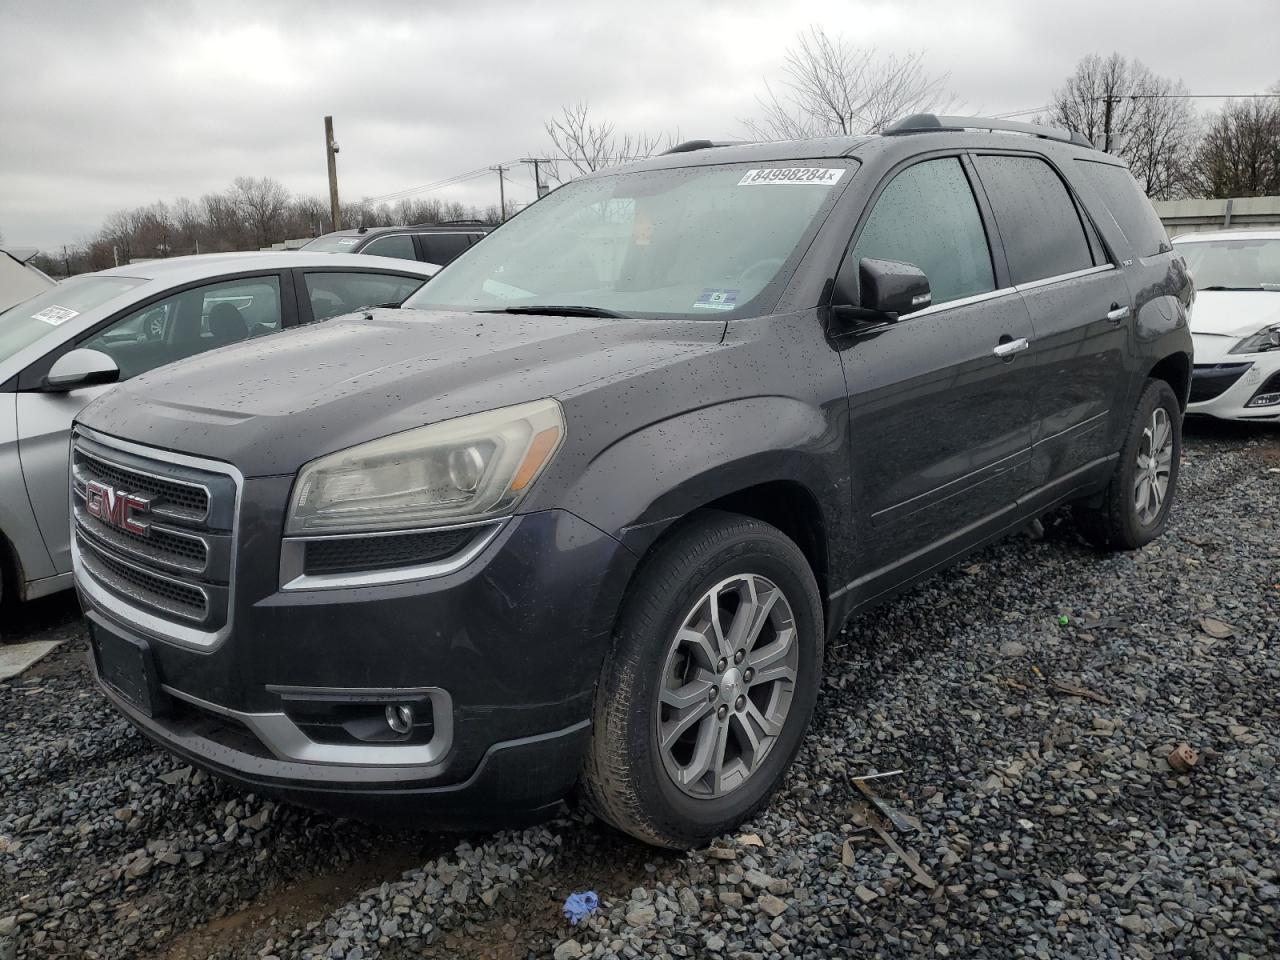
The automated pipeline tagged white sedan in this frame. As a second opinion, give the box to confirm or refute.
[1174,230,1280,421]
[0,252,437,604]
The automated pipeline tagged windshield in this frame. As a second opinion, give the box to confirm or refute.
[1177,237,1280,291]
[0,275,145,365]
[301,234,363,253]
[404,161,857,319]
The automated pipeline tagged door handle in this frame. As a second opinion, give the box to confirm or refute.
[1106,304,1131,324]
[993,337,1030,359]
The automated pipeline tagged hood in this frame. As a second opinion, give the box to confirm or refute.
[1189,290,1280,338]
[78,308,726,477]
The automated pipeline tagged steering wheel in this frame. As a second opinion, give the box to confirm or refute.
[738,257,785,288]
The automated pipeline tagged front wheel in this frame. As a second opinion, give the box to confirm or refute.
[1074,378,1182,550]
[580,511,823,848]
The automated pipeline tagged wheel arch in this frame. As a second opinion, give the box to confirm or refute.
[1147,351,1192,411]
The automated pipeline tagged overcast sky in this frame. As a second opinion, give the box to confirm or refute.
[2,0,1277,250]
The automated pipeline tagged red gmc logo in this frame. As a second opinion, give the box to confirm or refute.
[85,480,151,536]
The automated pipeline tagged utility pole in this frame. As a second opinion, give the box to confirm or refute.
[490,164,509,221]
[62,245,70,276]
[1102,95,1116,154]
[520,158,550,199]
[324,115,342,232]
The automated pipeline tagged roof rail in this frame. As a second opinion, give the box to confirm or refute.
[661,139,750,155]
[881,114,1094,149]
[411,219,488,227]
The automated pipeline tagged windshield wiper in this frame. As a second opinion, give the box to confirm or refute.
[478,305,633,319]
[1199,285,1262,291]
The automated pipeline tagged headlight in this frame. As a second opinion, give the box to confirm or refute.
[286,399,564,534]
[1230,322,1280,354]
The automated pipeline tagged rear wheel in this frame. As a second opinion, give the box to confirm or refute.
[1074,378,1181,550]
[580,511,823,848]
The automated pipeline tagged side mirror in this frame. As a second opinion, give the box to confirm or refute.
[831,257,932,326]
[43,348,120,392]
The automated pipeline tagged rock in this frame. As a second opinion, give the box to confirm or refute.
[677,888,700,915]
[854,885,879,904]
[705,933,726,952]
[625,904,657,927]
[0,917,14,936]
[553,940,584,960]
[999,640,1028,658]
[717,891,744,909]
[125,857,152,879]
[1117,914,1152,935]
[757,893,788,917]
[1064,872,1087,885]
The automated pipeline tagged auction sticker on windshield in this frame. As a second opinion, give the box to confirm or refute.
[31,305,79,327]
[738,168,845,186]
[693,288,739,311]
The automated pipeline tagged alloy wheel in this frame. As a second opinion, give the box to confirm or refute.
[1134,406,1173,525]
[656,573,798,799]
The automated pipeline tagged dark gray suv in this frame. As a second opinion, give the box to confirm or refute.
[72,116,1193,848]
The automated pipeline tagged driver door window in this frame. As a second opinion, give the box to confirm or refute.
[851,158,996,308]
[82,276,282,380]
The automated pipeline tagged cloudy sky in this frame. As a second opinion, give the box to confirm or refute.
[1,0,1277,250]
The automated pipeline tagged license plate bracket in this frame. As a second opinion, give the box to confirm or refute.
[91,620,167,717]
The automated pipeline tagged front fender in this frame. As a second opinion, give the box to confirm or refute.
[552,395,849,556]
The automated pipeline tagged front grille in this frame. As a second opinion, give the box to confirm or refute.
[1189,362,1253,403]
[75,448,209,520]
[72,431,237,635]
[302,527,477,576]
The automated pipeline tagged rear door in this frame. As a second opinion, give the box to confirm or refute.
[840,154,1038,575]
[971,152,1132,494]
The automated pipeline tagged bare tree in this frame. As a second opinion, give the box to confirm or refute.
[544,102,671,180]
[1047,53,1198,199]
[742,27,952,140]
[1189,94,1280,198]
[230,176,290,248]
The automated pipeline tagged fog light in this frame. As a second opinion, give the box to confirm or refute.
[1246,392,1280,408]
[385,703,414,735]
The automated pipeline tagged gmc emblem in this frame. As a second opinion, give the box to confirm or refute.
[85,480,151,536]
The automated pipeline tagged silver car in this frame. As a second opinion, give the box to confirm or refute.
[0,252,438,604]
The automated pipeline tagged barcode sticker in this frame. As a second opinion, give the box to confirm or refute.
[31,305,79,326]
[738,168,845,186]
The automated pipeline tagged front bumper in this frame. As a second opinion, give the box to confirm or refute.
[1187,335,1280,421]
[78,504,636,821]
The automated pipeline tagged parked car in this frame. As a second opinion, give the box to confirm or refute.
[301,222,492,265]
[0,252,436,604]
[0,247,56,313]
[73,116,1192,848]
[1172,229,1280,419]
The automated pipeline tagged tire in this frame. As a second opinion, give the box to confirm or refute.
[1074,378,1182,550]
[580,510,824,849]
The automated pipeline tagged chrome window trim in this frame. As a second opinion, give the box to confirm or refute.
[1013,263,1114,293]
[161,684,454,768]
[72,424,243,651]
[906,285,1017,320]
[278,518,505,591]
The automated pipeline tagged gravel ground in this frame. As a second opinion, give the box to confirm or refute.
[2,420,1277,960]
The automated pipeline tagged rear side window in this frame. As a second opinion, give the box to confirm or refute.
[1076,161,1170,258]
[419,234,473,265]
[303,271,425,321]
[361,234,417,260]
[974,155,1093,285]
[851,158,995,306]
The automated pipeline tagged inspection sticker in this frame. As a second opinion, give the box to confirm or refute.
[337,237,359,245]
[30,305,79,327]
[693,287,739,311]
[738,167,845,186]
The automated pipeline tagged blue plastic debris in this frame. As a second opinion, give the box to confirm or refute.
[562,890,599,925]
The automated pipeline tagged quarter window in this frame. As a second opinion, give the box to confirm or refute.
[1076,160,1171,259]
[851,158,995,308]
[361,234,417,261]
[82,276,281,380]
[303,272,426,321]
[974,155,1094,285]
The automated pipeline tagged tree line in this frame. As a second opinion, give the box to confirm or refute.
[27,30,1280,277]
